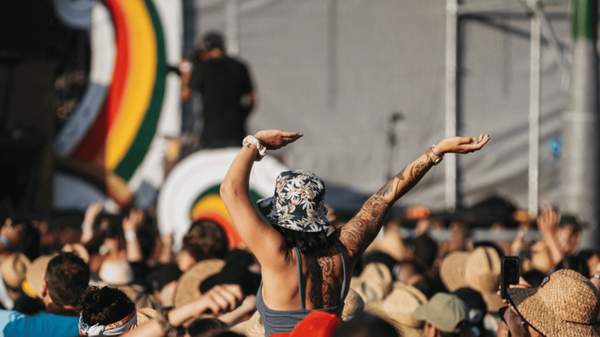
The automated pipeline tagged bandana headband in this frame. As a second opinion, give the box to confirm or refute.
[79,311,137,336]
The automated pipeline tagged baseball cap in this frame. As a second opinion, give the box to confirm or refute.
[414,293,467,333]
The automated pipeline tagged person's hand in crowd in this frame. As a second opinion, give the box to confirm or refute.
[254,130,303,150]
[537,207,564,266]
[82,201,103,243]
[84,202,103,226]
[123,209,144,262]
[538,208,559,235]
[414,219,431,237]
[197,285,244,316]
[433,134,491,154]
[122,209,144,232]
[218,295,257,326]
[159,233,174,263]
[511,226,529,256]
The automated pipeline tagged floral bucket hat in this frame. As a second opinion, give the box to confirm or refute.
[257,170,334,236]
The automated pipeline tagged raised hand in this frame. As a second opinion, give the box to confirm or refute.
[434,134,491,155]
[123,209,144,232]
[198,284,243,315]
[254,130,303,150]
[538,208,560,235]
[84,201,103,226]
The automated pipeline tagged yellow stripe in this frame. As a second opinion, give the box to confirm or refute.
[191,195,232,221]
[104,0,156,169]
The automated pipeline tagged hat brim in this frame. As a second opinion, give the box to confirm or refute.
[366,304,423,337]
[508,287,599,337]
[440,252,469,292]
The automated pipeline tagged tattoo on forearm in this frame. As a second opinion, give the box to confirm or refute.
[340,152,434,259]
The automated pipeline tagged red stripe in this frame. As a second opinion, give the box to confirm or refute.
[192,211,243,248]
[73,0,129,163]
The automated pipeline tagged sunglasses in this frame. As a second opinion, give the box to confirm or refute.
[499,306,531,337]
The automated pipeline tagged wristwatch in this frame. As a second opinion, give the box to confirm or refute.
[428,145,443,165]
[243,135,267,161]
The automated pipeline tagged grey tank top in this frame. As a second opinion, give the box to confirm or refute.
[255,242,349,337]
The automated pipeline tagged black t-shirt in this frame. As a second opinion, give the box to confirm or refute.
[191,56,254,148]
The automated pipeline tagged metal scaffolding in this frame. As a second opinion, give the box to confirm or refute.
[444,0,571,213]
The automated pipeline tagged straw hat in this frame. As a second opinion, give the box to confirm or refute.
[136,307,158,325]
[507,269,600,337]
[342,288,365,321]
[440,251,469,292]
[174,259,225,307]
[99,259,133,286]
[1,253,30,289]
[350,263,393,303]
[62,243,90,263]
[464,247,503,313]
[366,283,427,337]
[23,255,54,299]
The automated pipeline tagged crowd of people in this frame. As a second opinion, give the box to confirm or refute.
[0,129,599,337]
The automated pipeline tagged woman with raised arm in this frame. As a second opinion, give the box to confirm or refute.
[220,130,490,336]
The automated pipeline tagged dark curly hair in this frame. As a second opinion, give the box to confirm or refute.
[274,226,339,308]
[45,252,90,308]
[81,286,135,326]
[182,220,229,261]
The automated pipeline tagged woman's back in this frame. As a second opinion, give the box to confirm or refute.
[257,243,349,336]
[220,130,490,336]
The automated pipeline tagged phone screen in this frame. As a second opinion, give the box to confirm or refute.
[501,256,520,299]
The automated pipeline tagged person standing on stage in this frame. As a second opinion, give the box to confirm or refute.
[189,31,256,149]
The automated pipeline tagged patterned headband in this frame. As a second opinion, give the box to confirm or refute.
[79,311,137,336]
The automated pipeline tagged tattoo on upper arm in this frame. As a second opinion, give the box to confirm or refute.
[340,153,434,259]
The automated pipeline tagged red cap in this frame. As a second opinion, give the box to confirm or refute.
[289,311,342,337]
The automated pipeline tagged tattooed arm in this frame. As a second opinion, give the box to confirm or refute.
[221,130,302,266]
[340,134,491,260]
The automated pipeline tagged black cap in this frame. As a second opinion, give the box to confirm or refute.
[202,31,225,51]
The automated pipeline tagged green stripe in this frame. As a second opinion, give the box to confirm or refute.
[115,0,167,180]
[190,185,264,208]
[572,0,597,41]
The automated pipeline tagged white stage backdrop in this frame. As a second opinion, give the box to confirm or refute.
[195,0,571,210]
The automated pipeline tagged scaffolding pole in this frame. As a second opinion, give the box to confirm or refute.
[225,0,240,55]
[445,0,459,210]
[528,8,542,216]
[562,0,599,248]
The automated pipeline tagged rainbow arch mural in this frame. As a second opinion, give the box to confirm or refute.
[158,149,288,250]
[54,0,181,210]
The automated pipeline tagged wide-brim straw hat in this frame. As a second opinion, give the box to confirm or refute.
[464,247,503,313]
[22,254,54,299]
[1,253,31,289]
[136,307,158,325]
[366,283,427,337]
[440,251,469,292]
[350,262,393,303]
[174,259,225,307]
[507,269,600,337]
